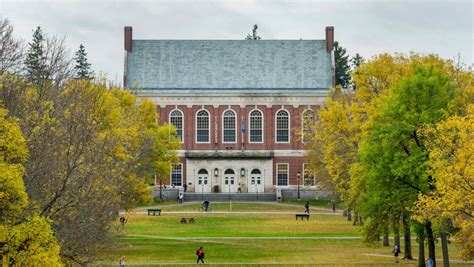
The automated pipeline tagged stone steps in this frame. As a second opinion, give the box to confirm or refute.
[183,193,276,202]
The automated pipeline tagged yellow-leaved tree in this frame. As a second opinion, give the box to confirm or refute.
[0,108,62,266]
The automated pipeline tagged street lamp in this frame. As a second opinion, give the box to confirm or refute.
[297,171,301,200]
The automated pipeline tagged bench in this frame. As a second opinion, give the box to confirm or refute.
[181,217,195,224]
[295,214,310,221]
[147,209,161,216]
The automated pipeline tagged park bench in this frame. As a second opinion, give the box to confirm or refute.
[180,217,195,224]
[147,209,161,216]
[295,214,310,221]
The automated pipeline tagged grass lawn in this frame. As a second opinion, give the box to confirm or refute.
[97,202,470,266]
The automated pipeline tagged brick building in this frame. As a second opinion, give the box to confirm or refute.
[124,26,335,195]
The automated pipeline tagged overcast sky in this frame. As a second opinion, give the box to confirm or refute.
[1,0,472,82]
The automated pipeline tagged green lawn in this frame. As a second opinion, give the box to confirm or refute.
[97,202,471,266]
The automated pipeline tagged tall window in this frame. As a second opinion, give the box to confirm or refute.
[303,163,315,186]
[276,109,290,143]
[222,109,236,143]
[169,109,183,143]
[249,109,263,143]
[196,109,210,143]
[170,163,182,186]
[277,163,289,186]
[302,109,316,143]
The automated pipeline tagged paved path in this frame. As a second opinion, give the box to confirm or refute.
[131,211,342,215]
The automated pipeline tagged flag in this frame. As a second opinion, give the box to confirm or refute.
[241,117,246,134]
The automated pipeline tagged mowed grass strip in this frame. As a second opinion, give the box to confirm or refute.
[100,237,465,265]
[123,214,359,238]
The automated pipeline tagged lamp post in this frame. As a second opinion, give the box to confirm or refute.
[297,171,301,200]
[201,183,204,201]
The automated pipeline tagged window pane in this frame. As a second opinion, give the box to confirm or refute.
[171,164,182,186]
[170,110,183,142]
[249,110,263,143]
[196,110,209,143]
[277,164,288,186]
[303,163,315,186]
[276,110,289,142]
[223,110,236,142]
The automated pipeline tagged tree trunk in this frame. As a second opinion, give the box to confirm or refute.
[332,202,336,213]
[402,212,413,259]
[359,215,364,226]
[393,214,401,249]
[426,220,436,267]
[353,212,358,225]
[440,231,449,267]
[418,234,426,267]
[383,226,390,246]
[347,208,352,221]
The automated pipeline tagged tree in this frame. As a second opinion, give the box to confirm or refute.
[360,65,458,266]
[415,102,474,260]
[351,53,364,69]
[334,41,350,88]
[0,19,24,74]
[74,44,93,80]
[25,26,47,85]
[245,24,261,40]
[0,107,62,266]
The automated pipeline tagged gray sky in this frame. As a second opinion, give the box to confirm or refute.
[1,0,472,82]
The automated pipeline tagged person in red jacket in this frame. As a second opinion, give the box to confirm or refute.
[196,246,205,264]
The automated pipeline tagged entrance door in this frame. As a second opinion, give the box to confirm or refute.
[197,169,211,193]
[248,169,264,193]
[222,169,237,193]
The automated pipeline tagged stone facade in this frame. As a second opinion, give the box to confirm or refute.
[124,26,335,193]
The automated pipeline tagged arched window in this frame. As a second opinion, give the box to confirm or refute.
[198,169,208,175]
[275,109,290,143]
[169,109,183,143]
[196,109,210,143]
[251,169,261,175]
[302,109,316,143]
[222,109,236,143]
[224,169,235,174]
[249,109,263,143]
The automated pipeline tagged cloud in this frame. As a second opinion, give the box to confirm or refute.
[1,0,472,81]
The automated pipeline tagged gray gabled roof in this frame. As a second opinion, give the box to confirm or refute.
[126,39,333,90]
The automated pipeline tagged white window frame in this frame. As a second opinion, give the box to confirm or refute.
[169,109,184,144]
[303,163,316,187]
[248,109,264,144]
[170,163,183,187]
[195,109,210,144]
[222,109,237,144]
[276,163,289,187]
[275,109,290,143]
[301,109,316,144]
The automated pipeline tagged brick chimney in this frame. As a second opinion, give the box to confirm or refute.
[325,26,334,52]
[124,26,132,52]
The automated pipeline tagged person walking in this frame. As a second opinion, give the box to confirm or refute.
[196,246,205,264]
[183,183,188,192]
[393,244,400,263]
[304,201,310,214]
[119,256,126,267]
[178,192,184,204]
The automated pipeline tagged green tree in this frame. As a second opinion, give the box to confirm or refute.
[334,41,350,88]
[74,44,93,80]
[360,65,457,266]
[24,26,47,84]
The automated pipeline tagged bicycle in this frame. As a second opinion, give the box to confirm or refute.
[199,206,212,212]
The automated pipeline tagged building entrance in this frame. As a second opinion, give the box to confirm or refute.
[222,169,238,193]
[197,169,211,193]
[248,168,264,193]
